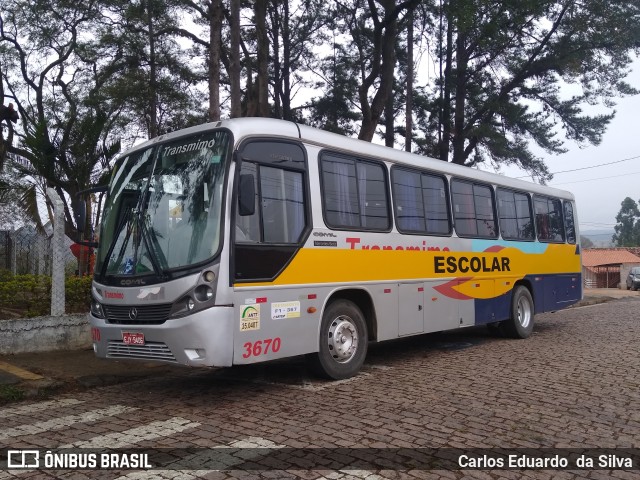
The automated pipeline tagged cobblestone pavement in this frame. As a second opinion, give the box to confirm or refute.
[1,298,639,479]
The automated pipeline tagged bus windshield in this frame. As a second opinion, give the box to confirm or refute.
[96,130,229,278]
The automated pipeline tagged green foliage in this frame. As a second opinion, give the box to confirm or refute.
[2,0,640,198]
[0,385,25,404]
[0,272,92,319]
[613,197,640,247]
[417,0,639,179]
[65,276,94,313]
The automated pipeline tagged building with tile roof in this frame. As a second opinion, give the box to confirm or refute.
[582,248,640,289]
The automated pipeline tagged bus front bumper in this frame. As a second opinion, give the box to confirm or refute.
[89,306,234,367]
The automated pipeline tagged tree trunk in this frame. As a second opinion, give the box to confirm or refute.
[145,0,158,138]
[229,0,242,118]
[358,0,397,142]
[271,3,282,118]
[384,91,394,147]
[255,0,269,117]
[282,0,292,121]
[452,29,467,165]
[405,7,414,152]
[439,3,453,161]
[208,0,223,121]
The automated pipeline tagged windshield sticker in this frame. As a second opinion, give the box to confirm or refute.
[271,301,301,320]
[240,304,260,331]
[211,155,222,164]
[164,139,218,156]
[122,258,134,275]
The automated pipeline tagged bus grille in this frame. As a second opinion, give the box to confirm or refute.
[104,304,172,325]
[107,341,177,362]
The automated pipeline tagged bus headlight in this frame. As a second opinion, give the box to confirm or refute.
[170,296,197,318]
[194,285,214,301]
[91,298,105,319]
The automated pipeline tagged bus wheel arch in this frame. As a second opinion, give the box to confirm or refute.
[306,289,375,380]
[501,283,535,339]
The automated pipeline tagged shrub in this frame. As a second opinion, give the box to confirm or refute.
[0,272,92,318]
[65,276,93,313]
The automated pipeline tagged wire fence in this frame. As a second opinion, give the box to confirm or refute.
[0,222,92,320]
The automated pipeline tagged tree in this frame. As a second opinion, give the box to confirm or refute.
[335,0,418,141]
[0,0,122,241]
[97,0,204,138]
[307,40,362,136]
[268,0,327,122]
[580,236,594,249]
[418,0,640,181]
[612,197,640,247]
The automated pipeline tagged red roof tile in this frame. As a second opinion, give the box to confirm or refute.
[582,249,640,267]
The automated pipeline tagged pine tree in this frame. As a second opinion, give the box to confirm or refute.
[613,197,640,247]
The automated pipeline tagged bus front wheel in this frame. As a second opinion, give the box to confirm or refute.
[307,299,368,380]
[501,286,535,339]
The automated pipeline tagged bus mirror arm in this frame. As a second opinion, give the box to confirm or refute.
[73,239,99,248]
[238,174,255,216]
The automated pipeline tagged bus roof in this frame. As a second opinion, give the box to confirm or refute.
[124,117,575,201]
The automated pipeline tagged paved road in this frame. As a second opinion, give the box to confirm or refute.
[1,298,639,479]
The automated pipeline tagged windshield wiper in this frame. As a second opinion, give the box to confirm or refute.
[139,218,169,277]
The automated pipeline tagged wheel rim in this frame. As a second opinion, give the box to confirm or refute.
[327,316,359,363]
[516,295,532,328]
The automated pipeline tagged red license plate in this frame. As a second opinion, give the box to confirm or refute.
[122,332,145,345]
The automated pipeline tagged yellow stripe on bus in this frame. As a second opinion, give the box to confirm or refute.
[236,243,581,298]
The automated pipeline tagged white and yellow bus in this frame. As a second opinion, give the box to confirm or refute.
[88,118,582,379]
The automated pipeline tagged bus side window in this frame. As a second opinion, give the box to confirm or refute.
[235,162,306,244]
[451,179,497,238]
[260,166,305,243]
[534,196,565,242]
[235,162,261,242]
[564,201,576,244]
[392,167,450,235]
[320,153,390,231]
[497,189,534,240]
[393,168,426,233]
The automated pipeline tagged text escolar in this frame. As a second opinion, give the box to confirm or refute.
[434,255,511,274]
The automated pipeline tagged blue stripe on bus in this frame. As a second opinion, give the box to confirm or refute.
[471,239,549,254]
[474,273,582,325]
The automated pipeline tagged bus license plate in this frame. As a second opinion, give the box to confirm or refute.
[122,332,145,345]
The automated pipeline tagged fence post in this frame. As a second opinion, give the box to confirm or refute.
[9,230,16,275]
[47,188,65,316]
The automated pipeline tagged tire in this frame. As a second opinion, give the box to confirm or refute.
[307,299,368,380]
[500,286,535,339]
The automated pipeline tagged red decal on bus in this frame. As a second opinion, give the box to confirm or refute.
[242,337,282,358]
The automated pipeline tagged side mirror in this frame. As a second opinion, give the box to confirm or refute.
[238,174,255,216]
[73,198,87,232]
[74,185,108,243]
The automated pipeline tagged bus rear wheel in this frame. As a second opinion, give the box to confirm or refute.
[501,285,534,339]
[307,299,368,380]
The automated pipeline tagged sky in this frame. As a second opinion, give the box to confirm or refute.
[492,60,640,244]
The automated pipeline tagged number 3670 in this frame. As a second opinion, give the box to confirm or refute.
[242,337,282,358]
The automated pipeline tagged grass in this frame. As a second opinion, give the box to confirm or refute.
[0,385,25,404]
